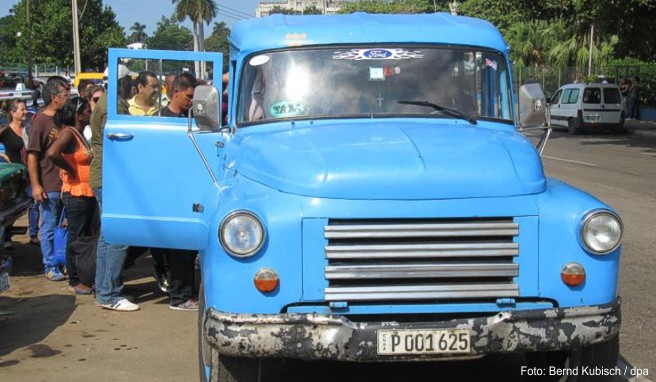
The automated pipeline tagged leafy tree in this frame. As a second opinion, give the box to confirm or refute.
[147,16,193,51]
[129,22,148,43]
[303,6,323,15]
[204,21,230,72]
[457,0,561,31]
[458,0,655,63]
[505,20,553,68]
[172,0,217,77]
[339,0,432,14]
[6,0,124,73]
[591,0,656,61]
[269,6,298,15]
[267,5,325,15]
[0,15,17,68]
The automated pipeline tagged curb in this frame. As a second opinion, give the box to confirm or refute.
[624,120,656,139]
[632,129,656,138]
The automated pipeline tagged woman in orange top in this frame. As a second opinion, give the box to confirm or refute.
[47,97,97,295]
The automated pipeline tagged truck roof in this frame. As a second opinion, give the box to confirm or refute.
[229,12,508,55]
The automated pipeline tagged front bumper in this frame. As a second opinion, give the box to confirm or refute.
[203,298,621,362]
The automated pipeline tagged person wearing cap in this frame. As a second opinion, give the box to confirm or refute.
[128,70,160,116]
[89,64,140,312]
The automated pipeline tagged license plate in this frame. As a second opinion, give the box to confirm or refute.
[0,272,9,293]
[377,329,471,355]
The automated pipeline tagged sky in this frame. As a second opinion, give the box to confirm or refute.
[0,0,260,35]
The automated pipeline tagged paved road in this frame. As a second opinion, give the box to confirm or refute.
[0,128,654,382]
[535,128,656,376]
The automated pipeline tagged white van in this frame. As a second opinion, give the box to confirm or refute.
[548,83,626,134]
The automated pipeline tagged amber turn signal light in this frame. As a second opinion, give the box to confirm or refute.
[561,263,586,286]
[254,268,279,293]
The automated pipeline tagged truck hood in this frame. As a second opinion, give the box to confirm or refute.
[229,122,546,200]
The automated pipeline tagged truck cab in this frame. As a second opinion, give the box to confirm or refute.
[102,13,622,382]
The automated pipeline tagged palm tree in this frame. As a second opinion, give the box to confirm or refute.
[130,22,148,43]
[172,0,217,78]
[506,20,550,68]
[546,20,618,81]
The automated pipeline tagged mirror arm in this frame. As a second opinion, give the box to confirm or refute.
[188,111,219,186]
[536,126,552,156]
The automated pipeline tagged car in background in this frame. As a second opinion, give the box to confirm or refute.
[0,163,32,293]
[548,83,626,134]
[72,72,105,93]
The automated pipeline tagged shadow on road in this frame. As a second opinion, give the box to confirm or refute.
[0,294,76,358]
[543,128,656,154]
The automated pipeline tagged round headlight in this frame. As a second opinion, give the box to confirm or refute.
[219,211,265,258]
[581,211,622,255]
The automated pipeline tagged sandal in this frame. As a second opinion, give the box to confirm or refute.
[69,284,93,295]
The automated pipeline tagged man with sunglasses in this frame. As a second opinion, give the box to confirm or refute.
[83,85,105,140]
[27,76,71,281]
[160,72,197,118]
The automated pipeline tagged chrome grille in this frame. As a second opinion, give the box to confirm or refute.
[324,219,519,302]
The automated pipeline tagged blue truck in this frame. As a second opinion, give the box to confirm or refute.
[102,13,623,382]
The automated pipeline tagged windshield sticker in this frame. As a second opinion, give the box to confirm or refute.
[369,67,385,81]
[269,100,305,118]
[333,48,423,61]
[485,58,498,70]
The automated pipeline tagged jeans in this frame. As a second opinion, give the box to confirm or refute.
[94,188,129,305]
[39,192,63,271]
[28,187,40,239]
[63,193,99,287]
[29,201,40,238]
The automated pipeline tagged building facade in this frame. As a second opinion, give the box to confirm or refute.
[255,0,343,17]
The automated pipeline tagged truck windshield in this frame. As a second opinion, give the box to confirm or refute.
[237,45,513,125]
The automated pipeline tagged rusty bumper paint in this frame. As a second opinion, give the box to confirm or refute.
[203,298,620,361]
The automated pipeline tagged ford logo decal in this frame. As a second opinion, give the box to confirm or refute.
[363,49,393,59]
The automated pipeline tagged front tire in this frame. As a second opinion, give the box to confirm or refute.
[198,283,260,382]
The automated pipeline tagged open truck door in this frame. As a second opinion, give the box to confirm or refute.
[102,48,223,250]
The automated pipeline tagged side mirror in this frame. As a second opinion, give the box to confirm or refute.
[192,85,221,131]
[517,82,547,130]
[518,83,551,156]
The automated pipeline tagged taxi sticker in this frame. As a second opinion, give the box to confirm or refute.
[269,100,305,118]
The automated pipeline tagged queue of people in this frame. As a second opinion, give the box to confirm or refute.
[1,68,204,312]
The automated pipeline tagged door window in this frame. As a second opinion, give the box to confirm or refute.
[603,88,621,104]
[561,89,579,104]
[582,88,601,104]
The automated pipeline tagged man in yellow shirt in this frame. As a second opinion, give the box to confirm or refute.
[128,70,160,116]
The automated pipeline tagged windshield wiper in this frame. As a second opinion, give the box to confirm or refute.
[398,100,477,125]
